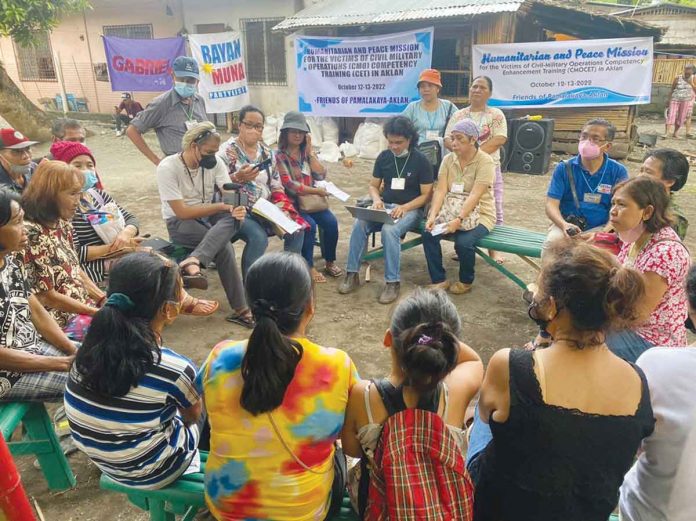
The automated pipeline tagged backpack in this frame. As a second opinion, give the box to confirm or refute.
[364,379,474,521]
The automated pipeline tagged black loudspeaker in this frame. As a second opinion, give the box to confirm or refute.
[507,118,555,175]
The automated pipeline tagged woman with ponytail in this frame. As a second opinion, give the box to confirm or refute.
[64,252,202,489]
[468,240,655,521]
[199,252,358,521]
[341,288,483,516]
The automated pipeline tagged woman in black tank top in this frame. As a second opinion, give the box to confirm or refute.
[468,240,655,521]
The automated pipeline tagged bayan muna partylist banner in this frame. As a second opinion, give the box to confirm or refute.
[472,37,653,109]
[189,31,250,113]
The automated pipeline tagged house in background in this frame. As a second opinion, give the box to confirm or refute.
[274,0,663,157]
[0,0,303,118]
[611,2,696,111]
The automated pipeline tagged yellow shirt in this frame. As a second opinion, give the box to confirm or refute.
[200,337,358,521]
[438,150,497,230]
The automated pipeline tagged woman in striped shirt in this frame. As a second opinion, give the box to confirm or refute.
[64,252,203,489]
[50,141,217,317]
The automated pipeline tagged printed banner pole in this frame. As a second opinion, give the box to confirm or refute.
[189,32,250,113]
[295,28,434,117]
[472,37,653,108]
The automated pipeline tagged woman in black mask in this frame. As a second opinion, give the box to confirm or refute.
[156,122,255,327]
[465,239,655,521]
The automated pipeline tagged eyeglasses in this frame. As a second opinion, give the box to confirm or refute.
[194,129,220,144]
[579,133,607,145]
[240,121,264,132]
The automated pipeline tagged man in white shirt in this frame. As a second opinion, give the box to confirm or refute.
[619,265,696,521]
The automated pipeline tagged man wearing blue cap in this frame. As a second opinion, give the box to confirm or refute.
[126,56,209,165]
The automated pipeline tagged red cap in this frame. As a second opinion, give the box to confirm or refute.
[0,128,38,149]
[417,69,443,88]
[50,140,96,166]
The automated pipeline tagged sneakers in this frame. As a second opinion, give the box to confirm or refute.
[378,282,400,304]
[450,281,473,294]
[338,272,360,294]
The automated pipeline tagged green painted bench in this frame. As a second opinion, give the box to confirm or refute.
[100,450,359,521]
[0,401,76,491]
[362,223,545,290]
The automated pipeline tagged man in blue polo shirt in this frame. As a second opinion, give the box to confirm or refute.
[544,118,628,249]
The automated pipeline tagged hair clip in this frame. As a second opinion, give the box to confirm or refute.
[417,334,433,345]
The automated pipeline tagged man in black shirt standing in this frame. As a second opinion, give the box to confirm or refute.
[339,116,433,304]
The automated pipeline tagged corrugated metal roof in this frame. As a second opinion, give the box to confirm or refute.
[274,0,524,30]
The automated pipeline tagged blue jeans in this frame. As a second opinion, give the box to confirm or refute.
[422,224,489,284]
[345,207,424,283]
[300,209,339,268]
[231,216,269,278]
[605,329,654,363]
[465,404,493,485]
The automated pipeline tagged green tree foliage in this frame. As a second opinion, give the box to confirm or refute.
[0,0,89,45]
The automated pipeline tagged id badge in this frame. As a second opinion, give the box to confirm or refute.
[391,178,406,190]
[597,183,612,195]
[584,193,602,204]
[184,120,199,131]
[426,130,439,141]
[451,183,465,194]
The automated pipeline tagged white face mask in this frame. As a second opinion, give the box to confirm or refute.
[617,219,646,244]
[392,148,409,158]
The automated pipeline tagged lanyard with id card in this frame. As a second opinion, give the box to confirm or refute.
[391,153,410,190]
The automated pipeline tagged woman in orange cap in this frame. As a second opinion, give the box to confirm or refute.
[402,69,458,145]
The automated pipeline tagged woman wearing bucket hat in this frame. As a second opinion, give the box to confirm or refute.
[422,119,496,295]
[445,76,508,264]
[276,111,342,283]
[402,69,457,145]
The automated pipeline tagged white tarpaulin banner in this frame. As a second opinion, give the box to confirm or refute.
[295,28,434,117]
[472,37,653,109]
[189,31,250,113]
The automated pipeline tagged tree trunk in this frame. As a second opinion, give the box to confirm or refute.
[0,60,53,142]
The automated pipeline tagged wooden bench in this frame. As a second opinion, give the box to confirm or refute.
[100,450,359,521]
[0,401,76,491]
[362,223,545,290]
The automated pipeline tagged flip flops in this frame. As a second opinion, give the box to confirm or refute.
[180,294,219,316]
[226,309,255,329]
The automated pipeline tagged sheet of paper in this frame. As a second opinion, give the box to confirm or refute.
[183,450,201,475]
[252,198,301,235]
[316,180,350,202]
[431,223,449,236]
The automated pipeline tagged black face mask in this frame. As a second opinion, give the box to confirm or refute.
[199,154,217,170]
[686,316,696,334]
[528,300,550,332]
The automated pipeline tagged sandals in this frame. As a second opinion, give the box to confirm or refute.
[311,267,327,284]
[181,294,219,317]
[180,257,208,290]
[226,309,255,329]
[324,263,344,278]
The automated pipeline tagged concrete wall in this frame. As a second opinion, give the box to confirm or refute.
[0,0,299,115]
[180,0,299,115]
[0,0,184,114]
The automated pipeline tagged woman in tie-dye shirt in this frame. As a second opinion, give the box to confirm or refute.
[199,252,358,521]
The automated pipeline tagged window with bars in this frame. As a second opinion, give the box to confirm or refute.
[13,32,56,81]
[432,36,471,103]
[241,18,287,85]
[103,23,153,39]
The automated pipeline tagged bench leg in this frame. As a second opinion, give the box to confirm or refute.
[148,499,175,521]
[474,247,529,290]
[23,403,76,490]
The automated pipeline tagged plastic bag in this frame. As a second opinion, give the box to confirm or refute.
[321,117,339,145]
[357,122,387,160]
[340,141,358,158]
[318,142,341,163]
[307,116,324,145]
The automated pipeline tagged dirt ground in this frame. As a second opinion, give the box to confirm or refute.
[15,115,696,520]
